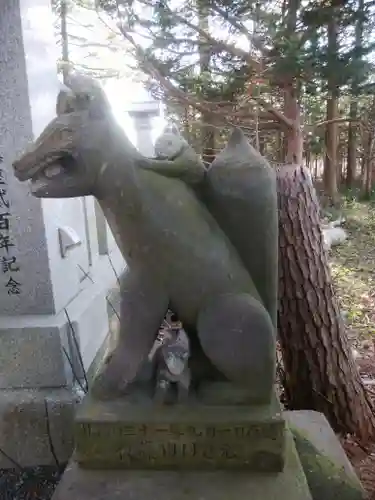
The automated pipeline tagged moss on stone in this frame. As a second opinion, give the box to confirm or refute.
[291,427,365,500]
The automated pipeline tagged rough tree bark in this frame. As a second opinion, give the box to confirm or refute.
[277,164,375,443]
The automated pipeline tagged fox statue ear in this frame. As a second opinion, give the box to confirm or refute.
[65,72,112,120]
[56,88,76,116]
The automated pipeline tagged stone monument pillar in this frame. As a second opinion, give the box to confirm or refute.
[127,99,160,157]
[0,0,124,467]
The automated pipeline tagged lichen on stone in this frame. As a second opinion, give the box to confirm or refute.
[291,427,365,500]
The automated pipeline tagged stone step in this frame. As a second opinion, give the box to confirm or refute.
[74,392,285,472]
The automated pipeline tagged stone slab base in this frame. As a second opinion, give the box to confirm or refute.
[0,388,77,468]
[53,429,311,500]
[286,410,366,500]
[54,410,367,500]
[75,392,285,471]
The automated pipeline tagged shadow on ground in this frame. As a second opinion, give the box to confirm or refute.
[0,465,65,500]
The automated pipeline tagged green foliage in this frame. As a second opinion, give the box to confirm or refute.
[93,0,375,160]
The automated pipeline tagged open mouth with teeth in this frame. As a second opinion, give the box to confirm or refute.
[12,131,78,197]
[29,159,72,195]
[12,104,80,197]
[13,73,109,197]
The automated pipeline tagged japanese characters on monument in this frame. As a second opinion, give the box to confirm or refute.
[0,155,21,295]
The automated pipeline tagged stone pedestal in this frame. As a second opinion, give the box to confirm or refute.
[0,0,125,467]
[54,431,311,500]
[75,394,285,471]
[53,410,366,500]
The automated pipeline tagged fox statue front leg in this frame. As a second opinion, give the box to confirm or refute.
[91,267,169,401]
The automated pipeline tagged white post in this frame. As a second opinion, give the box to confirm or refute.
[127,100,160,157]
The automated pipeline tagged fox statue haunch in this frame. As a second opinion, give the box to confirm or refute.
[12,75,277,404]
[153,127,278,328]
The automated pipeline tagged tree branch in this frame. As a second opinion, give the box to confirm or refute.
[236,94,294,128]
[313,117,361,128]
[210,4,263,53]
[156,3,263,73]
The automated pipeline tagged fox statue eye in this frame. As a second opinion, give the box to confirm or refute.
[76,93,91,105]
[44,165,63,179]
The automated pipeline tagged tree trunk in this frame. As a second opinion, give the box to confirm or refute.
[259,139,265,156]
[346,0,364,188]
[337,144,344,184]
[277,164,375,443]
[324,97,339,203]
[60,0,69,85]
[305,147,310,169]
[275,131,283,162]
[201,114,216,165]
[347,110,358,187]
[365,159,373,197]
[283,86,303,165]
[323,14,339,203]
[282,0,303,165]
[197,0,215,165]
[361,147,373,199]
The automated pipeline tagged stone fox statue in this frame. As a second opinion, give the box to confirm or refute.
[152,126,278,328]
[12,74,277,405]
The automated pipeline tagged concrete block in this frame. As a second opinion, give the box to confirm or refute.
[0,249,125,390]
[286,410,366,500]
[53,430,311,500]
[75,393,286,472]
[0,388,76,468]
[0,324,67,388]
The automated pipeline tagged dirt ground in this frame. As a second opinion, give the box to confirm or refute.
[330,199,375,499]
[0,466,62,500]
